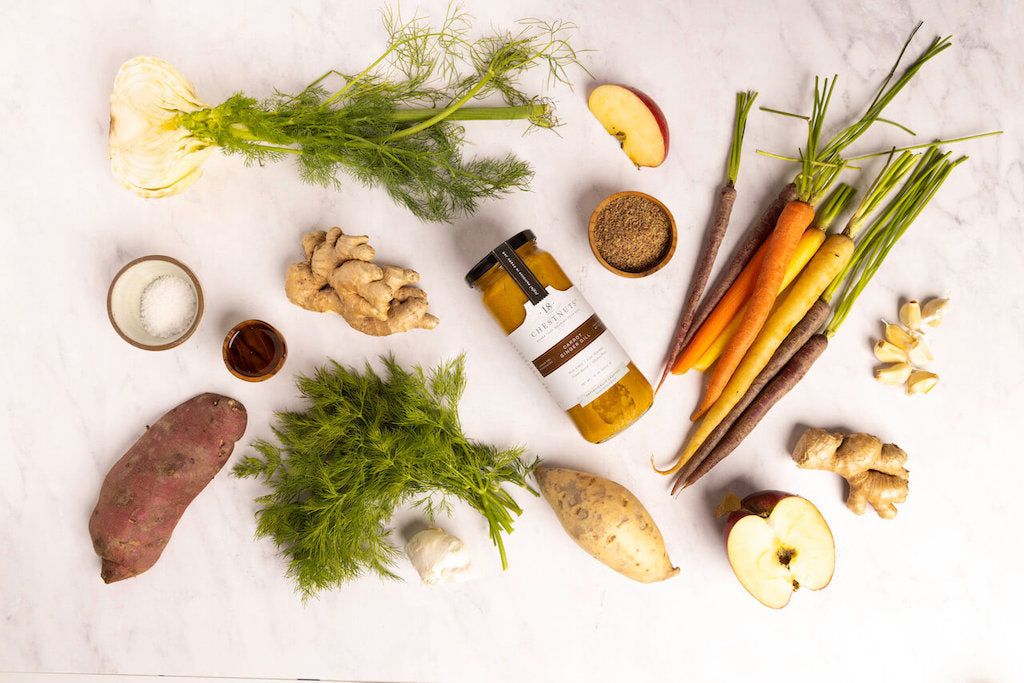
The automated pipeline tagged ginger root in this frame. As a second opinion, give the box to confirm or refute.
[285,227,439,336]
[791,428,909,520]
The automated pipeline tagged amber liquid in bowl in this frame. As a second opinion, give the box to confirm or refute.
[223,320,287,381]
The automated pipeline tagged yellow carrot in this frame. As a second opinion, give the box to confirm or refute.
[690,200,815,420]
[655,233,854,475]
[692,227,827,371]
[670,241,768,375]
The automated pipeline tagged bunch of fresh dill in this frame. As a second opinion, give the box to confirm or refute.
[232,355,537,599]
[179,8,582,222]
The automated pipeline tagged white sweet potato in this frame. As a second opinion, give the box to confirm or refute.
[534,466,679,583]
[89,393,247,583]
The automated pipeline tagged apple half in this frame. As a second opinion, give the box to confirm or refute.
[720,491,836,609]
[587,84,669,167]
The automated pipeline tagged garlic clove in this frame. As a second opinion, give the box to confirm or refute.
[921,297,949,328]
[899,300,923,332]
[907,337,934,365]
[874,339,908,364]
[906,370,938,395]
[875,362,913,386]
[405,527,473,585]
[884,322,918,350]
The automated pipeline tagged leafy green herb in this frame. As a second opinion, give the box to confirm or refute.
[178,8,582,222]
[233,355,537,600]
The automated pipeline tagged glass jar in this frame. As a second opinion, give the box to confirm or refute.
[466,229,653,443]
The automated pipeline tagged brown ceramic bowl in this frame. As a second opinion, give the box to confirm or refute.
[107,255,204,351]
[588,190,677,278]
[222,319,288,382]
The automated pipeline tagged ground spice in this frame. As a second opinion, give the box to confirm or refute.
[592,194,673,273]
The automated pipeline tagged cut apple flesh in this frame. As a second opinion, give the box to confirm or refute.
[726,497,835,609]
[588,84,668,168]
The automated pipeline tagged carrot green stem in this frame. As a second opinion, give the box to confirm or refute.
[843,150,920,238]
[777,25,951,208]
[846,130,1003,161]
[727,91,758,185]
[795,76,838,203]
[818,27,951,161]
[824,147,963,336]
[813,183,857,232]
[819,149,920,303]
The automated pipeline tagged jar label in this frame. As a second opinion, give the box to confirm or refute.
[507,286,629,409]
[492,240,548,305]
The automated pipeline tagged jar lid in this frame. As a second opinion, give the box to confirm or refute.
[464,229,536,287]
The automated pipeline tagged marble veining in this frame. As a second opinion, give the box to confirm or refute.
[1,1,1022,681]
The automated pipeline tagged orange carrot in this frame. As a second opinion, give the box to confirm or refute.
[691,200,815,420]
[691,185,856,372]
[670,239,769,375]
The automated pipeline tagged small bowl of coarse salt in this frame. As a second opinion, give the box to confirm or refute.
[107,255,204,351]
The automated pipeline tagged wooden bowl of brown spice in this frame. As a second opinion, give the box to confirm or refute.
[588,191,677,278]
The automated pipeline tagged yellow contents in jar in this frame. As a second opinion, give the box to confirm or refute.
[470,233,653,443]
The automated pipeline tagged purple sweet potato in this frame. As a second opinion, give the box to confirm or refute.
[89,393,247,583]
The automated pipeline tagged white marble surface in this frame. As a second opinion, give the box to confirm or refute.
[2,1,1022,681]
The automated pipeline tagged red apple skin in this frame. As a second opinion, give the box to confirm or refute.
[740,490,792,516]
[722,510,746,540]
[614,84,671,161]
[722,491,795,539]
[722,491,836,607]
[589,83,671,166]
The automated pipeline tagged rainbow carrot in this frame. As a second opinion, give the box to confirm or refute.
[690,199,815,420]
[656,92,757,392]
[690,185,855,371]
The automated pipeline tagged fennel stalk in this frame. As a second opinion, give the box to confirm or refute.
[109,8,582,222]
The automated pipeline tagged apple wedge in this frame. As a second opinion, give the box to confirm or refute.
[720,491,835,609]
[588,84,669,167]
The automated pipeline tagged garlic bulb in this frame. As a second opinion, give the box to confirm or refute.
[109,56,215,198]
[405,527,472,585]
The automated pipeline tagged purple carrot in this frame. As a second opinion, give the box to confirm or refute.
[670,298,830,493]
[655,185,736,393]
[681,332,828,487]
[655,91,757,393]
[681,182,797,351]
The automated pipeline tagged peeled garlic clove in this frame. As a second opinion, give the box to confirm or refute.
[874,339,908,363]
[405,527,472,585]
[906,370,938,395]
[921,297,949,328]
[884,322,918,350]
[899,300,923,332]
[907,337,934,365]
[875,362,913,386]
